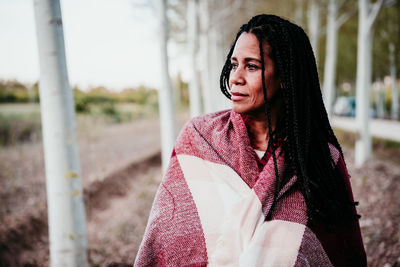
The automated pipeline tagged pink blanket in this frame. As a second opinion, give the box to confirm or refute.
[135,109,366,266]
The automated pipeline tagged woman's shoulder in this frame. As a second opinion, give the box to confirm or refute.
[183,109,232,132]
[175,109,232,147]
[190,109,232,125]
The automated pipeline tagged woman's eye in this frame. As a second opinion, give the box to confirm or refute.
[247,64,259,70]
[230,63,238,70]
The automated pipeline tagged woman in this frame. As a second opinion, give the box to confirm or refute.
[135,15,366,266]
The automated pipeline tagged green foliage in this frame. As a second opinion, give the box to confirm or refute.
[0,80,160,147]
[333,2,400,83]
[0,79,158,109]
[99,102,121,123]
[336,10,358,84]
[0,113,41,146]
[75,97,90,113]
[173,73,189,111]
[0,80,39,103]
[116,86,159,105]
[71,85,159,122]
[373,2,400,79]
[73,85,158,109]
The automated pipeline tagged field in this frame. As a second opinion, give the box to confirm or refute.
[0,103,399,266]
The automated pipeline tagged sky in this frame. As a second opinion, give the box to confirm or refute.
[0,0,187,91]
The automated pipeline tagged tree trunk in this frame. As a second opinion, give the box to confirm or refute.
[208,27,226,112]
[158,0,177,172]
[323,0,338,118]
[33,0,88,266]
[199,0,213,114]
[375,80,385,118]
[187,0,202,117]
[212,30,231,111]
[389,43,399,120]
[308,0,320,63]
[355,0,377,167]
[294,0,304,26]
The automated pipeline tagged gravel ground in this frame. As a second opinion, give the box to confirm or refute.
[344,146,400,266]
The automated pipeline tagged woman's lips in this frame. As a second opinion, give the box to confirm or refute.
[231,92,248,101]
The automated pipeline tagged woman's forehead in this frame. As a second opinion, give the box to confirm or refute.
[232,32,271,58]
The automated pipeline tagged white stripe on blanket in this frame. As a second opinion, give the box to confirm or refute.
[177,154,251,255]
[178,154,305,266]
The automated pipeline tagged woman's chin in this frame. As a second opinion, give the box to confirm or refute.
[232,104,260,114]
[232,105,247,114]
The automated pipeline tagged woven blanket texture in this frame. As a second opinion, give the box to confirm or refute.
[134,109,366,267]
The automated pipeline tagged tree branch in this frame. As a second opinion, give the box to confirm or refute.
[337,0,346,10]
[383,0,397,7]
[366,0,384,31]
[336,6,357,29]
[210,0,243,27]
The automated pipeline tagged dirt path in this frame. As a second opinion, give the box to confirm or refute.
[87,154,162,266]
[343,146,400,266]
[0,116,163,266]
[0,152,162,266]
[0,116,161,219]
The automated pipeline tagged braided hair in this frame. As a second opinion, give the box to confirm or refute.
[220,14,358,225]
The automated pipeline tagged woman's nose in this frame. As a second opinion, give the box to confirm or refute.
[230,67,245,86]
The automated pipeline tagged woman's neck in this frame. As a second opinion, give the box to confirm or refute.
[245,100,282,151]
[246,114,272,151]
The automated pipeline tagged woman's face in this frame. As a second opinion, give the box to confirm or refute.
[229,32,281,118]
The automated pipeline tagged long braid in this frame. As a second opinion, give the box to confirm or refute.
[219,14,359,225]
[253,29,280,220]
[291,25,314,217]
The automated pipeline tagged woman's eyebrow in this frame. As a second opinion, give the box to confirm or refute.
[244,57,262,63]
[230,56,261,63]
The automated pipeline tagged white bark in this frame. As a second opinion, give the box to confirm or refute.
[199,0,240,113]
[389,43,399,120]
[308,0,320,63]
[199,0,213,114]
[33,0,88,266]
[208,28,219,111]
[158,0,177,172]
[323,0,338,118]
[210,28,231,111]
[201,19,226,113]
[375,80,385,118]
[323,0,356,118]
[187,0,202,117]
[294,0,304,26]
[355,0,384,167]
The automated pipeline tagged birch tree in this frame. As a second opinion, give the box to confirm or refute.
[307,0,321,63]
[355,0,384,167]
[371,0,398,119]
[374,80,385,118]
[389,43,399,120]
[294,0,305,26]
[200,3,226,113]
[199,0,243,113]
[33,0,88,266]
[158,0,177,171]
[323,0,356,118]
[199,0,213,113]
[187,0,202,117]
